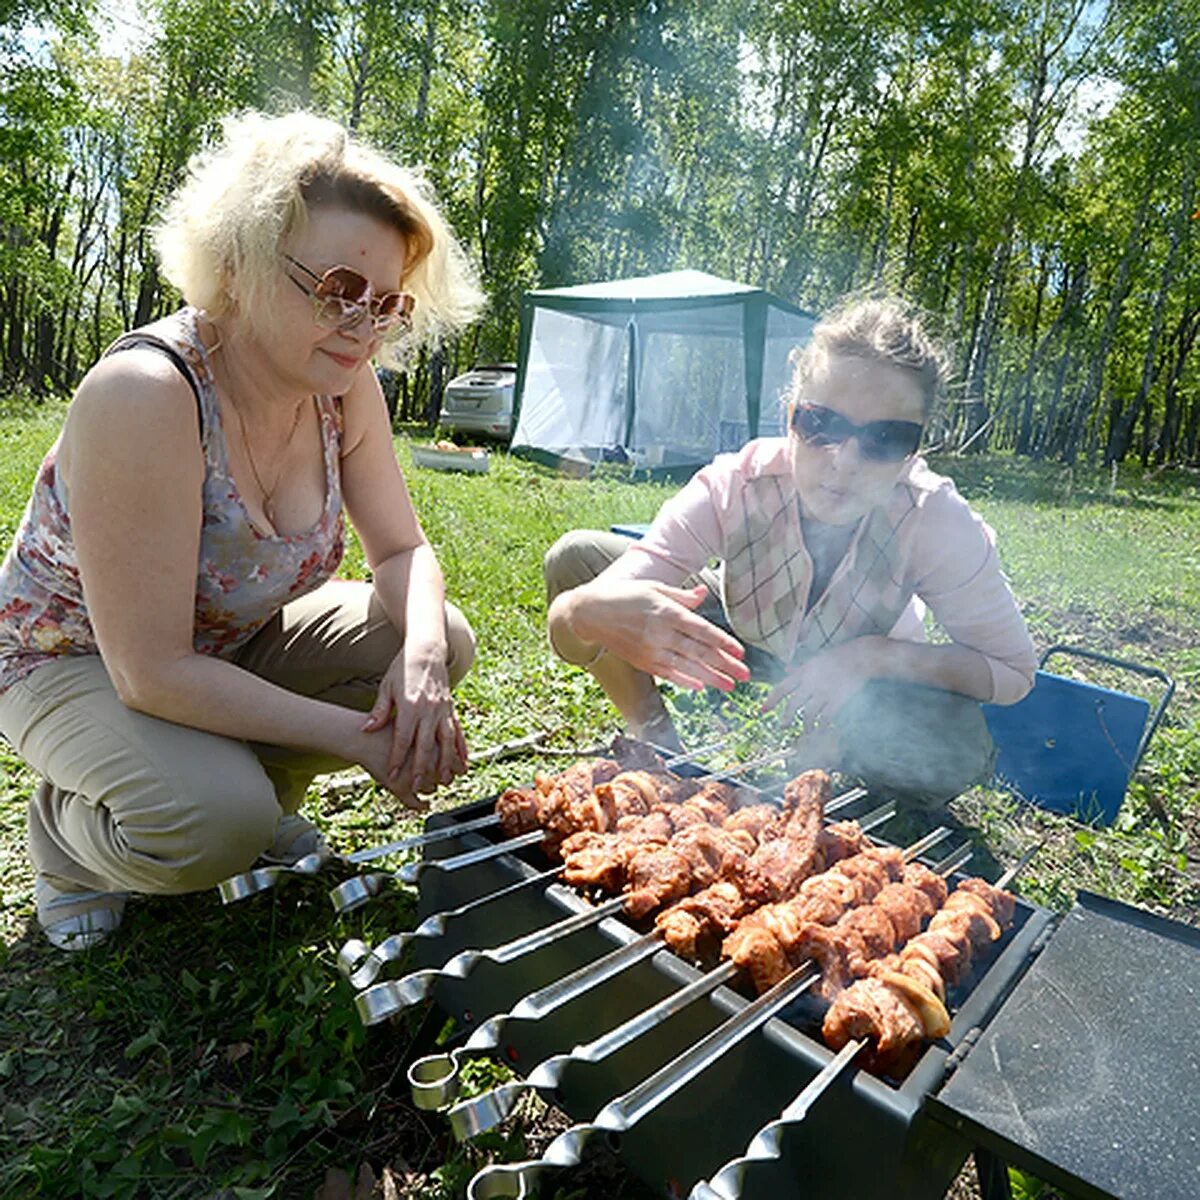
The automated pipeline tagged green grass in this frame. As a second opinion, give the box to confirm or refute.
[0,411,1197,1199]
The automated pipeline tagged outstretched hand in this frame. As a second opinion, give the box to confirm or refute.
[569,579,751,692]
[763,639,873,727]
[359,644,467,807]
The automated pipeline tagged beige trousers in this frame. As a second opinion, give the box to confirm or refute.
[0,580,475,895]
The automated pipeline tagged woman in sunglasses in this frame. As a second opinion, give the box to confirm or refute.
[546,297,1036,807]
[0,111,483,948]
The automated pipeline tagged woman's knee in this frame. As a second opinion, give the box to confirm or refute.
[834,680,994,805]
[543,530,629,602]
[117,755,282,892]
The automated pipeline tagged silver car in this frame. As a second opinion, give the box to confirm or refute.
[438,363,516,441]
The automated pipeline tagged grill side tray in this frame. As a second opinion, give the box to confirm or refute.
[928,890,1200,1200]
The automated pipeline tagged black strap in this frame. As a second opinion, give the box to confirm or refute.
[112,338,204,434]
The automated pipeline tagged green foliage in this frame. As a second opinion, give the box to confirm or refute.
[6,0,1200,462]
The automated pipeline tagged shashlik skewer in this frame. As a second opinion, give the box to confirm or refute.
[352,775,874,1021]
[408,801,911,1112]
[439,834,957,1134]
[690,845,1038,1200]
[461,847,977,1200]
[336,864,563,988]
[467,963,826,1200]
[343,782,878,988]
[336,781,873,987]
[822,874,1018,1076]
[331,753,846,916]
[216,733,720,902]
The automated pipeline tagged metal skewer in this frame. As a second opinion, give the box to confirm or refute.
[328,828,546,915]
[336,865,563,987]
[689,1035,866,1200]
[342,786,883,988]
[407,797,903,1110]
[465,961,822,1200]
[444,825,954,1137]
[354,890,630,1026]
[215,737,735,904]
[463,839,989,1199]
[327,745,817,916]
[688,843,1037,1200]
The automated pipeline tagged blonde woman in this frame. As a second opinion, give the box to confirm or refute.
[546,298,1037,807]
[0,111,484,948]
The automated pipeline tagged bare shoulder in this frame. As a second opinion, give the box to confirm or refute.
[59,349,203,484]
[63,348,199,449]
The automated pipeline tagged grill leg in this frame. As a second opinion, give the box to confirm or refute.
[974,1147,1013,1200]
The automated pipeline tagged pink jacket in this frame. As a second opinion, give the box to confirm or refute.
[604,439,1036,705]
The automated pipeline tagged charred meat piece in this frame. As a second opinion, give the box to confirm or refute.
[836,905,899,975]
[723,923,792,993]
[823,977,924,1078]
[496,785,542,837]
[655,880,749,962]
[725,769,831,903]
[623,845,693,919]
[559,833,632,893]
[901,861,949,912]
[669,824,747,890]
[723,803,780,839]
[823,975,947,1078]
[869,882,926,944]
[536,759,623,853]
[616,809,675,841]
[955,876,1016,927]
[816,819,867,865]
[583,769,683,833]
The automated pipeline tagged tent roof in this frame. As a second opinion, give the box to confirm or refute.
[531,269,754,301]
[528,269,806,315]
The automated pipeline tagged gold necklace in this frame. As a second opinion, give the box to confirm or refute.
[207,321,309,530]
[229,395,307,529]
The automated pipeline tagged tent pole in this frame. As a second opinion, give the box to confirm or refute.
[512,295,535,434]
[623,307,638,450]
[744,292,768,442]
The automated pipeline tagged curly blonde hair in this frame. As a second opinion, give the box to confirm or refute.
[790,296,950,416]
[154,110,483,365]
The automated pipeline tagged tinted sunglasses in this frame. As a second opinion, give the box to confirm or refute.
[790,403,923,463]
[283,254,415,339]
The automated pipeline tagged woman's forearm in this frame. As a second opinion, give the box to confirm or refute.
[119,652,369,759]
[849,635,996,702]
[370,542,447,655]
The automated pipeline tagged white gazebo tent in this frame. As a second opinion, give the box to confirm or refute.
[510,269,815,475]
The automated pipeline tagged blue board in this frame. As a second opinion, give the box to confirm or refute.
[982,670,1151,825]
[610,522,652,540]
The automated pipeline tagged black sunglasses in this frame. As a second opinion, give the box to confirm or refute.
[790,403,923,463]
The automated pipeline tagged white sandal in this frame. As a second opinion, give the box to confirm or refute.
[35,877,128,951]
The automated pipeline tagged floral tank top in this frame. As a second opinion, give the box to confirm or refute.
[0,307,345,694]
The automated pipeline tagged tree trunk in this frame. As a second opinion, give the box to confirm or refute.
[1063,171,1155,464]
[1104,153,1195,464]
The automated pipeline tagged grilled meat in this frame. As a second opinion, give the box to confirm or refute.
[822,877,1016,1076]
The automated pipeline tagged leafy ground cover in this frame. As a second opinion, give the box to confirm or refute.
[0,414,1196,1199]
